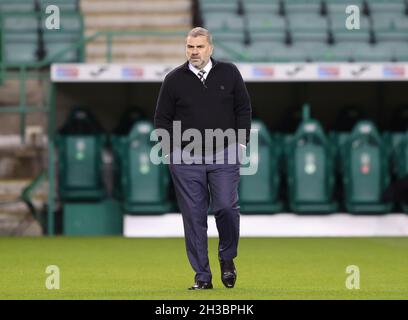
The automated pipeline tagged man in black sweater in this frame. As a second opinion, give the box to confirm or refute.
[154,27,252,290]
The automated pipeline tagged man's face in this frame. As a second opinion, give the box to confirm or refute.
[186,35,213,69]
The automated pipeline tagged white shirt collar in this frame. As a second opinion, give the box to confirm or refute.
[188,59,212,79]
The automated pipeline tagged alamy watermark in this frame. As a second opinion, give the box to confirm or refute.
[44,5,60,30]
[45,265,60,290]
[345,5,360,30]
[149,121,259,175]
[345,265,360,290]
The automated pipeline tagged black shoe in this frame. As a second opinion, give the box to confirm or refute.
[220,259,237,288]
[188,280,213,290]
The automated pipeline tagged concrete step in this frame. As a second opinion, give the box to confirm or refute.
[80,0,192,62]
[0,78,46,107]
[84,13,191,29]
[0,146,47,179]
[86,41,186,56]
[81,0,191,14]
[0,179,48,200]
[83,33,186,42]
[0,114,47,135]
[86,53,185,63]
[0,210,43,236]
[0,179,46,236]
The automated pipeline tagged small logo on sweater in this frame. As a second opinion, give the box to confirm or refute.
[220,85,225,90]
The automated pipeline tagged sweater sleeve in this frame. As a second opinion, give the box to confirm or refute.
[154,75,175,133]
[232,64,252,145]
[154,75,176,154]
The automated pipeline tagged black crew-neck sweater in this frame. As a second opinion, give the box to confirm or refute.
[154,58,252,152]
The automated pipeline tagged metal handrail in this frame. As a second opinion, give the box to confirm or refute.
[21,170,48,223]
[0,14,4,84]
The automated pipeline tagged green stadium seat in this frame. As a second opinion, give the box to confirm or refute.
[383,130,408,212]
[4,33,39,64]
[57,108,107,201]
[244,0,281,13]
[285,0,322,13]
[39,0,78,12]
[239,119,283,213]
[333,30,372,43]
[43,40,81,62]
[274,41,352,62]
[339,121,393,213]
[326,0,365,13]
[292,30,328,42]
[248,41,280,61]
[3,14,38,31]
[372,13,408,32]
[288,13,328,31]
[41,13,84,62]
[323,43,354,62]
[330,132,350,150]
[41,13,83,32]
[0,0,35,12]
[294,42,351,62]
[246,41,309,62]
[272,42,313,62]
[2,14,40,64]
[331,14,371,40]
[57,135,107,201]
[213,40,249,62]
[369,0,407,13]
[43,37,82,61]
[394,16,408,30]
[371,9,408,42]
[390,131,408,211]
[247,13,286,32]
[350,41,405,62]
[394,42,408,61]
[395,134,408,175]
[111,120,173,214]
[351,42,394,62]
[383,131,408,169]
[202,12,244,32]
[199,0,239,12]
[111,135,126,201]
[330,11,370,28]
[376,30,408,42]
[246,11,285,42]
[250,30,286,42]
[212,30,245,42]
[287,41,320,61]
[383,131,406,164]
[285,118,337,213]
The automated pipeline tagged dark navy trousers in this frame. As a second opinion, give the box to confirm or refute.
[168,147,241,283]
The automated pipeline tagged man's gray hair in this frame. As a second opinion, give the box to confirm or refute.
[186,27,213,45]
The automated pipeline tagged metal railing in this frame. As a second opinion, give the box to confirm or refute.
[0,14,4,85]
[21,170,48,227]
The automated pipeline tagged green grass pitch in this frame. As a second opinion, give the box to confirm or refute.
[0,237,407,300]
